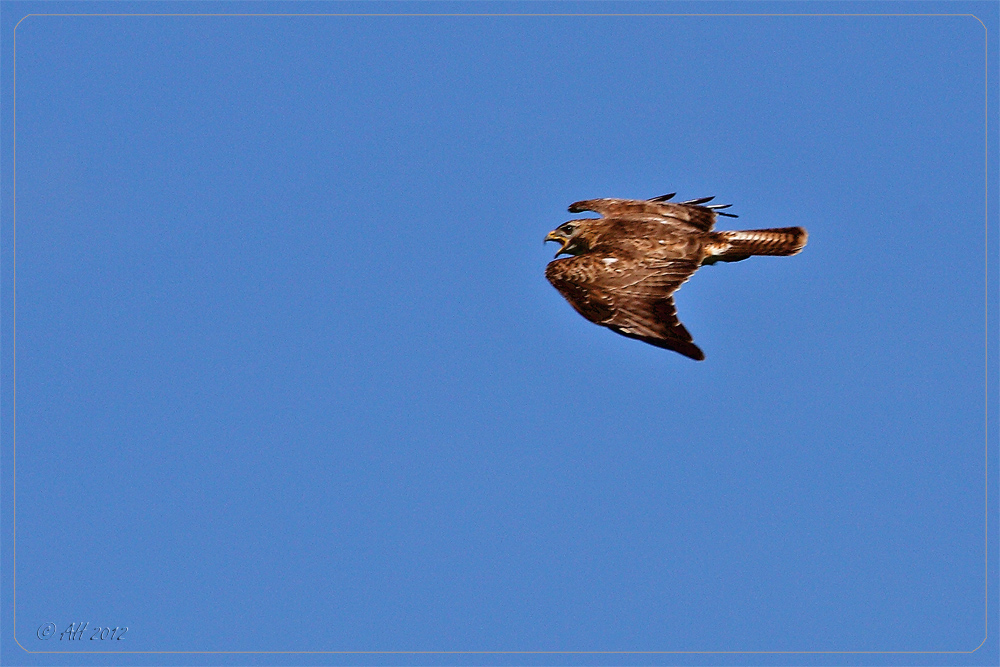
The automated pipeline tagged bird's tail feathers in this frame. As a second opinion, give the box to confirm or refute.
[704,227,808,264]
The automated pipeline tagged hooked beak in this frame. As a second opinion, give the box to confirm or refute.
[544,231,571,258]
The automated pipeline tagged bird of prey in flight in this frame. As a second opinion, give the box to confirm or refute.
[544,193,807,360]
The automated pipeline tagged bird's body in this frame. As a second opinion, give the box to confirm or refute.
[544,195,807,360]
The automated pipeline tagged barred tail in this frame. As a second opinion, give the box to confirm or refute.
[703,227,808,264]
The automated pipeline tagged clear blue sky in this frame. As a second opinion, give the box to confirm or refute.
[2,2,997,665]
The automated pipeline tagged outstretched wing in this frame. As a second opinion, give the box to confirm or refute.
[566,197,722,232]
[545,253,704,360]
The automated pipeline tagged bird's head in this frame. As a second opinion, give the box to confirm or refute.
[544,219,598,258]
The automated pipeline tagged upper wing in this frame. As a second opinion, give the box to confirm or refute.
[545,253,705,360]
[566,197,720,232]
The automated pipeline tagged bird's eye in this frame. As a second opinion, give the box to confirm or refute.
[561,224,576,234]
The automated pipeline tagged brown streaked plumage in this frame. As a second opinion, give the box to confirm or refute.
[544,194,807,360]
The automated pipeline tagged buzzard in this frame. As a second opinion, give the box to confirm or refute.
[544,194,807,360]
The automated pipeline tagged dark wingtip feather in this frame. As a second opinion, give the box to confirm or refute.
[706,203,737,218]
[680,196,715,206]
[648,192,676,202]
[610,328,705,360]
[567,201,587,213]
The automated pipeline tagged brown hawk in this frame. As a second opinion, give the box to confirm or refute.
[544,193,807,360]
